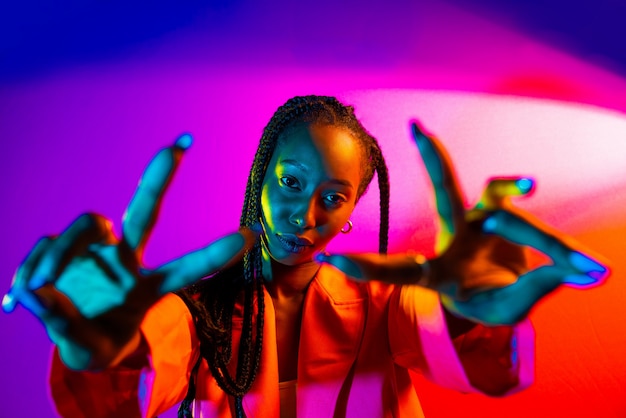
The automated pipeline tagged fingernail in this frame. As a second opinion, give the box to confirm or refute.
[314,252,329,263]
[515,178,534,194]
[482,217,497,233]
[563,274,598,286]
[174,133,193,150]
[569,252,607,275]
[587,269,608,281]
[410,122,425,142]
[2,293,15,313]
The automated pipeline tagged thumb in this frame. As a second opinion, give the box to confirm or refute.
[315,252,428,286]
[157,228,260,294]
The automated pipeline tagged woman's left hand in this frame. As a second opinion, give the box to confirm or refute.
[316,121,609,326]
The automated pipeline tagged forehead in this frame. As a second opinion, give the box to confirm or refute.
[274,124,363,180]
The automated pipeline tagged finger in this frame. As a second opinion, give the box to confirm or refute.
[41,316,71,346]
[566,252,609,285]
[54,246,137,319]
[410,121,465,242]
[314,252,428,286]
[156,228,259,294]
[562,273,603,287]
[122,134,192,252]
[9,267,71,319]
[26,214,114,292]
[3,236,52,313]
[32,284,95,337]
[476,177,535,210]
[33,284,123,370]
[7,288,52,317]
[443,265,565,325]
[482,210,608,279]
[86,244,137,291]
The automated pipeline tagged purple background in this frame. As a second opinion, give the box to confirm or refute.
[2,1,626,416]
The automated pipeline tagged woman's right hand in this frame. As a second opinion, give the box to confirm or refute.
[2,134,258,371]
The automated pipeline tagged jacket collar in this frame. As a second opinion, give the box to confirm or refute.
[297,264,368,417]
[234,264,368,417]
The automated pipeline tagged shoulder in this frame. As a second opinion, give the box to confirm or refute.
[147,292,192,319]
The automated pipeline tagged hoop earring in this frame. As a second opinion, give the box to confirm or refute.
[340,220,353,234]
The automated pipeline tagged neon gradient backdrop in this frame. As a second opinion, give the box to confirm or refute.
[1,1,625,416]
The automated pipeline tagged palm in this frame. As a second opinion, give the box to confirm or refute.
[411,122,608,324]
[432,218,525,298]
[3,135,256,369]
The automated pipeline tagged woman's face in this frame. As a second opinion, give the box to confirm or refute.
[260,124,363,265]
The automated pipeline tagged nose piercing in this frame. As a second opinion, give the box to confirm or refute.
[340,220,353,234]
[290,214,304,226]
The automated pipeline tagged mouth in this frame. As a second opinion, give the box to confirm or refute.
[276,234,314,254]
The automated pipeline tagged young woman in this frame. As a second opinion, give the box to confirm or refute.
[3,96,607,417]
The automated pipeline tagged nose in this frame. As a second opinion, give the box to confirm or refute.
[289,198,316,229]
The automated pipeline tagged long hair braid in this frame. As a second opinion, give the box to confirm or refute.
[370,141,390,254]
[177,95,390,417]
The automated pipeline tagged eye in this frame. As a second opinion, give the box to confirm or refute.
[323,194,347,207]
[280,176,300,189]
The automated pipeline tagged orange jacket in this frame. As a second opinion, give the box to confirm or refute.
[50,264,533,417]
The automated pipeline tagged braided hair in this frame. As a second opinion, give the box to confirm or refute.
[177,95,390,417]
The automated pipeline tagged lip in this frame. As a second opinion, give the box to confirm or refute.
[276,233,314,254]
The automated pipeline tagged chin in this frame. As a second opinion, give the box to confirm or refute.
[271,251,315,267]
[265,241,316,267]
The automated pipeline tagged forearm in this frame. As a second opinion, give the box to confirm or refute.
[389,285,534,396]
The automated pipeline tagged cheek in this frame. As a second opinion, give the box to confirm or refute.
[260,182,286,229]
[316,204,355,238]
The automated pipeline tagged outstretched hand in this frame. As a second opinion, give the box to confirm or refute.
[3,135,258,369]
[316,122,609,326]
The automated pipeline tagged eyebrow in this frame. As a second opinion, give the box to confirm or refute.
[281,159,309,172]
[280,159,355,189]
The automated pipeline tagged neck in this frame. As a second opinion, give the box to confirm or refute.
[263,258,320,300]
